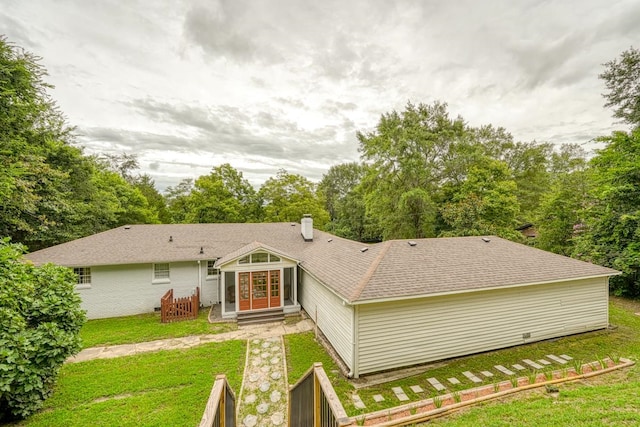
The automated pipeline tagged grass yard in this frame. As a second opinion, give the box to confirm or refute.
[80,308,236,348]
[284,297,640,423]
[12,340,246,427]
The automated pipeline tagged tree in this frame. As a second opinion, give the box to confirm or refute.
[358,101,467,239]
[133,174,170,224]
[599,47,640,127]
[259,170,329,226]
[183,164,260,223]
[0,239,85,420]
[0,36,77,247]
[318,163,381,241]
[573,128,640,296]
[439,159,522,240]
[165,178,194,223]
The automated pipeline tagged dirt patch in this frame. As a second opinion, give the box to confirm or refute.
[92,393,134,404]
[610,296,640,314]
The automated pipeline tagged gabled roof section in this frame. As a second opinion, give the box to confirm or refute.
[215,241,299,267]
[27,224,619,305]
[351,236,619,302]
[26,223,311,267]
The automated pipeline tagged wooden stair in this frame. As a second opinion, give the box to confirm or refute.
[236,308,285,326]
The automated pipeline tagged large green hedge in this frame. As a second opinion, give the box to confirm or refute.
[0,239,85,420]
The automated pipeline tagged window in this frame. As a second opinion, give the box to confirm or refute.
[153,263,170,281]
[237,252,282,265]
[251,252,268,263]
[73,267,91,287]
[207,260,218,276]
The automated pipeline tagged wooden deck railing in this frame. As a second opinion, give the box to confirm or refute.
[289,362,353,427]
[160,287,200,323]
[200,374,236,427]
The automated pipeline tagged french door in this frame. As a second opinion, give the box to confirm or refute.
[238,270,281,311]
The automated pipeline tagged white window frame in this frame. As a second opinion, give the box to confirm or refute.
[73,267,91,289]
[206,260,218,278]
[153,263,170,284]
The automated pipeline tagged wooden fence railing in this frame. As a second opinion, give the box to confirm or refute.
[199,374,236,427]
[160,287,200,323]
[289,362,353,427]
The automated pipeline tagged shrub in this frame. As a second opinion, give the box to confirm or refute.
[0,240,86,420]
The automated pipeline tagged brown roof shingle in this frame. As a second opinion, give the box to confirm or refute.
[26,225,618,303]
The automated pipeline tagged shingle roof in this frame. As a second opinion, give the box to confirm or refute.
[26,224,618,303]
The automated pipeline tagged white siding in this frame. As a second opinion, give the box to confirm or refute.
[78,261,218,319]
[298,270,354,370]
[356,277,609,376]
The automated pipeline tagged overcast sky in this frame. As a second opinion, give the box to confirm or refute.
[3,1,639,191]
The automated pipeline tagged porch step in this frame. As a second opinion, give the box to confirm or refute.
[236,308,285,326]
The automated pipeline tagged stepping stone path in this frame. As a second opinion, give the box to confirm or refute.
[512,363,526,371]
[410,385,424,393]
[480,370,494,378]
[495,365,515,375]
[522,359,544,370]
[239,338,287,426]
[560,354,573,361]
[352,394,366,409]
[462,371,482,383]
[448,377,461,385]
[392,386,410,401]
[547,354,568,364]
[373,394,385,402]
[538,359,551,366]
[427,377,446,391]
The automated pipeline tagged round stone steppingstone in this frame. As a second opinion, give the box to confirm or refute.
[251,348,260,354]
[243,414,258,427]
[259,382,270,392]
[249,373,260,382]
[270,371,282,380]
[257,402,269,414]
[252,339,261,345]
[251,358,261,367]
[270,357,280,365]
[261,352,270,359]
[260,365,271,373]
[271,412,284,425]
[270,390,281,402]
[262,341,271,348]
[245,393,257,404]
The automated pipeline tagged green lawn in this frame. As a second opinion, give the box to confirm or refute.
[284,297,640,420]
[80,308,236,348]
[13,340,246,427]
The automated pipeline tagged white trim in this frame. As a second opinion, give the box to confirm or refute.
[76,284,91,290]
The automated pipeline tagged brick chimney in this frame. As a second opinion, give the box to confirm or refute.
[301,214,313,241]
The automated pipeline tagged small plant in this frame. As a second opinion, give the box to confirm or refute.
[493,382,500,393]
[561,367,569,378]
[510,376,519,388]
[355,415,366,426]
[528,370,538,385]
[409,404,417,415]
[452,390,462,403]
[597,356,608,369]
[544,369,554,381]
[433,395,443,408]
[545,384,559,394]
[572,359,584,375]
[609,353,621,364]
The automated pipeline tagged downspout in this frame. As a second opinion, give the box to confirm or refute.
[197,260,202,289]
[348,303,358,378]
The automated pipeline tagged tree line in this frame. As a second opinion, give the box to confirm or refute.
[1,36,639,296]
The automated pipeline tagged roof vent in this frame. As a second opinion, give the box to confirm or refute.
[124,225,131,230]
[360,247,368,253]
[408,241,417,246]
[199,247,204,254]
[169,236,173,242]
[482,237,491,243]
